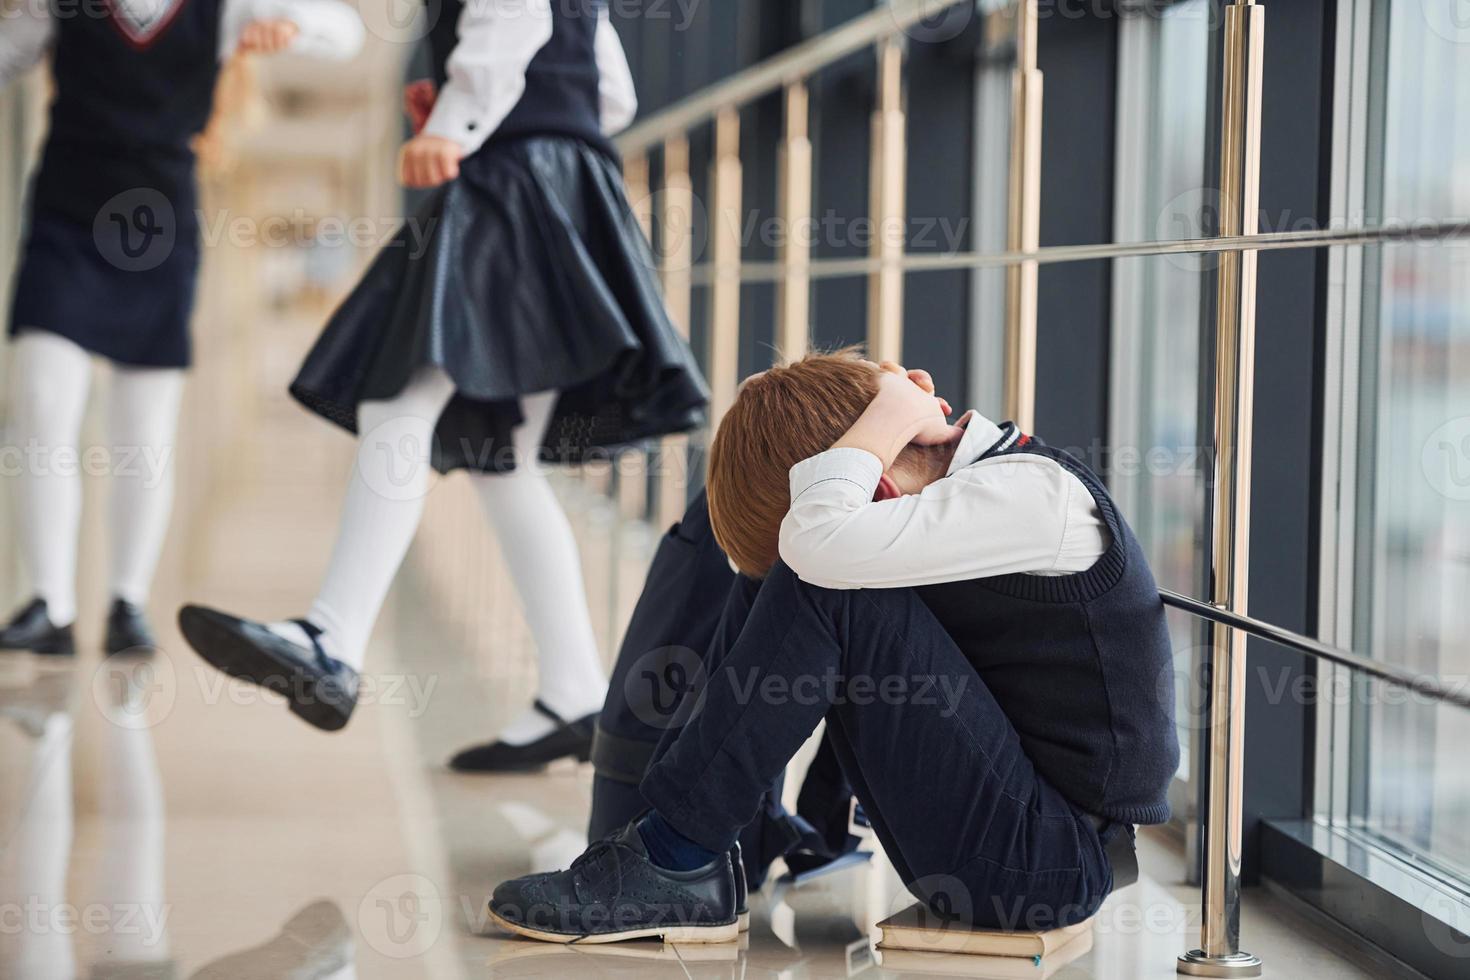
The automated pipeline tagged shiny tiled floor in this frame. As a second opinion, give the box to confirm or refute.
[0,411,1402,980]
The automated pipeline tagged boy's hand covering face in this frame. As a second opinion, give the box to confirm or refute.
[833,360,960,468]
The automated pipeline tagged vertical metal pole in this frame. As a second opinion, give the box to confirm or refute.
[709,107,744,423]
[867,37,907,365]
[1003,0,1042,431]
[777,80,813,362]
[1178,3,1264,977]
[657,136,695,531]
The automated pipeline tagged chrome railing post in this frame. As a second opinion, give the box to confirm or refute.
[1003,0,1042,432]
[709,108,744,423]
[777,80,813,361]
[1178,2,1265,977]
[868,37,907,364]
[657,136,695,530]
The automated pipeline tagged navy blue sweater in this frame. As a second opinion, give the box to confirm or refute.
[34,0,224,230]
[429,0,613,159]
[916,426,1181,825]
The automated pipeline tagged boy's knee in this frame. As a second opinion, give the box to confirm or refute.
[764,560,845,611]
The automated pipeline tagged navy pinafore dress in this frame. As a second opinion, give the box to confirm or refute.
[8,0,226,368]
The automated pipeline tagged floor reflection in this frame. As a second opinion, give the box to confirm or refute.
[0,660,178,980]
[188,900,352,980]
[0,665,77,980]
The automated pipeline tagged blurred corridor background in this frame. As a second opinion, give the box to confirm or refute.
[2,1,1468,977]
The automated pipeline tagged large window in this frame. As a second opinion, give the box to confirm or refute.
[1321,0,1470,885]
[1108,0,1211,812]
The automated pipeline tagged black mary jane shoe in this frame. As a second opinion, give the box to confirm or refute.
[177,605,358,732]
[105,598,159,657]
[0,598,75,656]
[448,700,596,773]
[487,820,739,944]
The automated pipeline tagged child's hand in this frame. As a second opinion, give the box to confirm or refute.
[899,366,953,418]
[834,361,957,466]
[398,135,464,188]
[404,79,437,136]
[237,19,299,55]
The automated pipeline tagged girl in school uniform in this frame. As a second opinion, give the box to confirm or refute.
[179,0,708,767]
[0,0,364,656]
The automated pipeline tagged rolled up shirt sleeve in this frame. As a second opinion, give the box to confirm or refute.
[779,449,1084,590]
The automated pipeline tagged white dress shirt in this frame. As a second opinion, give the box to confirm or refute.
[778,411,1113,590]
[422,0,638,155]
[0,0,363,88]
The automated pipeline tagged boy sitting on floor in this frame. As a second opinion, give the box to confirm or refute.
[486,348,1179,944]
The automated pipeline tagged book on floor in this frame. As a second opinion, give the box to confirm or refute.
[875,903,1093,958]
[876,927,1094,978]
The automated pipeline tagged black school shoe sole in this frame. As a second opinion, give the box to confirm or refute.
[1,631,76,656]
[178,605,356,732]
[486,822,739,945]
[485,906,738,945]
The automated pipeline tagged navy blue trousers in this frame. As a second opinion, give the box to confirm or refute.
[641,562,1118,930]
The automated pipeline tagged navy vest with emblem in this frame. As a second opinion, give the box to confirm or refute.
[427,0,611,157]
[916,425,1181,826]
[34,0,224,231]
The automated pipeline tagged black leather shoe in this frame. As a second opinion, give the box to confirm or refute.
[178,605,358,732]
[0,598,75,656]
[487,821,739,944]
[448,700,596,772]
[106,598,158,657]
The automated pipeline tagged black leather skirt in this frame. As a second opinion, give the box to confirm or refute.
[290,135,708,474]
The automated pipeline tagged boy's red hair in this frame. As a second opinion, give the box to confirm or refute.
[707,348,880,578]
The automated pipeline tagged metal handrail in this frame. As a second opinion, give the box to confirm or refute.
[680,218,1470,285]
[614,0,975,155]
[1160,590,1470,711]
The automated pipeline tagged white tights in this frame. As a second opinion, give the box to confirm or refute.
[7,331,184,626]
[283,367,607,741]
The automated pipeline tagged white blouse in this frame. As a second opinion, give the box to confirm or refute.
[778,411,1114,590]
